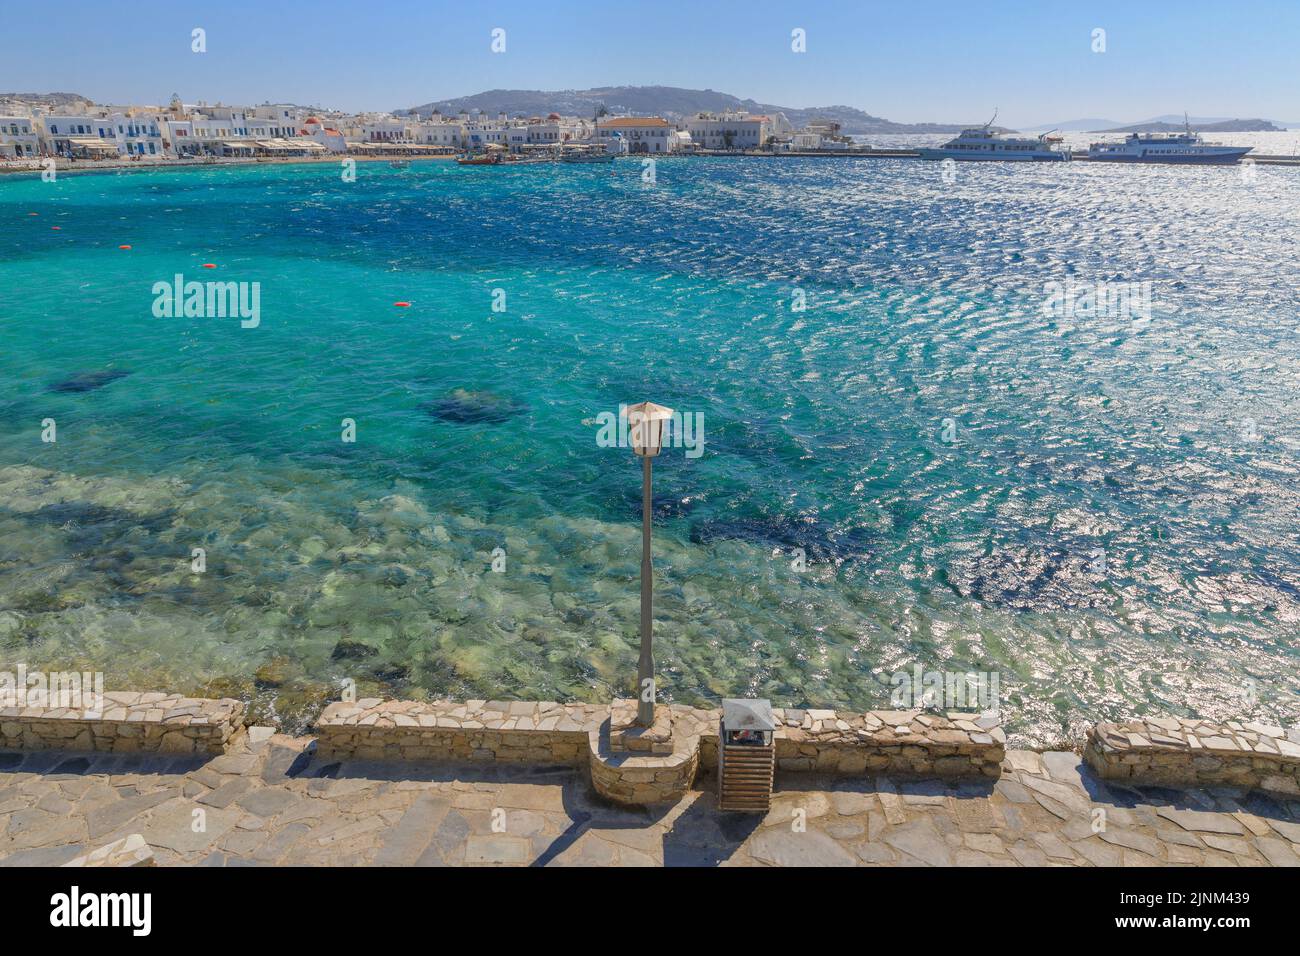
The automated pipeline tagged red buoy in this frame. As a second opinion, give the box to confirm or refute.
[202,263,217,269]
[119,244,131,250]
[394,301,411,308]
[51,226,61,230]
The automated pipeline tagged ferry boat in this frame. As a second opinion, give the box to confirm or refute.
[918,112,1069,162]
[1086,117,1252,165]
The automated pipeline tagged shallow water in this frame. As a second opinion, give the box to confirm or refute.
[1,157,1298,743]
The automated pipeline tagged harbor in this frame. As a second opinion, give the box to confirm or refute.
[6,93,1294,172]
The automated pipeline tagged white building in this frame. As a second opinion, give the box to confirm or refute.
[0,115,40,158]
[300,116,348,153]
[596,117,677,154]
[105,110,167,156]
[362,116,413,142]
[686,112,772,151]
[410,117,466,149]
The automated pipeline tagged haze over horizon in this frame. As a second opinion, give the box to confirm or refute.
[5,0,1298,129]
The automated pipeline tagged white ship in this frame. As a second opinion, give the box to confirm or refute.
[918,112,1069,162]
[1087,116,1252,165]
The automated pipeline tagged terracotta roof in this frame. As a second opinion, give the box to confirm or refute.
[602,117,671,128]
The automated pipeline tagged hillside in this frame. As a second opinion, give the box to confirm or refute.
[1100,118,1283,133]
[0,91,92,108]
[401,85,983,134]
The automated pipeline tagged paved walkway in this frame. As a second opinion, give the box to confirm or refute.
[2,732,1298,866]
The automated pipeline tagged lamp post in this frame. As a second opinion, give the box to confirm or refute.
[626,401,674,727]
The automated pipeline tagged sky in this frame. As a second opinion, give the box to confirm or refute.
[4,0,1298,128]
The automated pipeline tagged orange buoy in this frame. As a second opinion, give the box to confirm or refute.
[119,244,131,250]
[394,301,411,308]
[202,263,217,269]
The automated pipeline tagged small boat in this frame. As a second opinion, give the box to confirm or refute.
[456,144,506,166]
[562,107,618,163]
[456,152,502,166]
[918,110,1070,162]
[561,145,614,164]
[1087,114,1252,165]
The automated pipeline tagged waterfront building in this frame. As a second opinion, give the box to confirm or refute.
[35,109,122,158]
[410,117,467,149]
[686,112,772,150]
[363,116,413,142]
[596,117,677,153]
[300,116,348,153]
[0,115,41,158]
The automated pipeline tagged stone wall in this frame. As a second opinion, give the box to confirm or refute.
[587,702,712,805]
[767,708,1005,777]
[315,698,605,764]
[1085,717,1300,795]
[0,692,244,755]
[316,698,1006,782]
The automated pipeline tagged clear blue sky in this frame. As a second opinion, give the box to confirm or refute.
[6,0,1297,127]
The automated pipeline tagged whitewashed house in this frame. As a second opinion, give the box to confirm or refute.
[686,112,772,151]
[0,115,41,158]
[411,116,466,149]
[597,117,677,154]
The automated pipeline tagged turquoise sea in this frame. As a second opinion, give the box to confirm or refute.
[1,156,1298,743]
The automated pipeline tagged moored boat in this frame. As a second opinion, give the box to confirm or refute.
[456,145,506,166]
[561,144,614,164]
[1087,116,1252,165]
[919,124,1069,162]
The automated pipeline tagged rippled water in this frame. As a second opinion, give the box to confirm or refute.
[1,156,1297,743]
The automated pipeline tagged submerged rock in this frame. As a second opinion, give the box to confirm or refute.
[48,369,130,393]
[330,639,378,662]
[421,388,526,425]
[253,657,297,689]
[620,487,699,520]
[689,513,874,562]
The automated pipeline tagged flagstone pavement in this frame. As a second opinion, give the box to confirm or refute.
[2,731,1298,867]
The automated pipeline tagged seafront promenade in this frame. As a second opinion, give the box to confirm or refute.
[1,693,1297,867]
[3,725,1298,867]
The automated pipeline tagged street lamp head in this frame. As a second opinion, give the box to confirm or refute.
[627,401,674,457]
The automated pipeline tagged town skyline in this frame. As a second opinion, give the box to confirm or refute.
[4,0,1299,131]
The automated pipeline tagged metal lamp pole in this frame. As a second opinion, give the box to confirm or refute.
[638,452,654,727]
[627,401,673,728]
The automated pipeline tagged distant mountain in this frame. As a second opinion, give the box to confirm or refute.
[1100,118,1283,133]
[400,86,988,134]
[0,91,92,107]
[1029,114,1286,133]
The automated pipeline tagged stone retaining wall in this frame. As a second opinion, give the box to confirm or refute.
[316,698,1006,782]
[0,692,244,755]
[767,708,1005,777]
[1085,717,1300,795]
[315,698,606,764]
